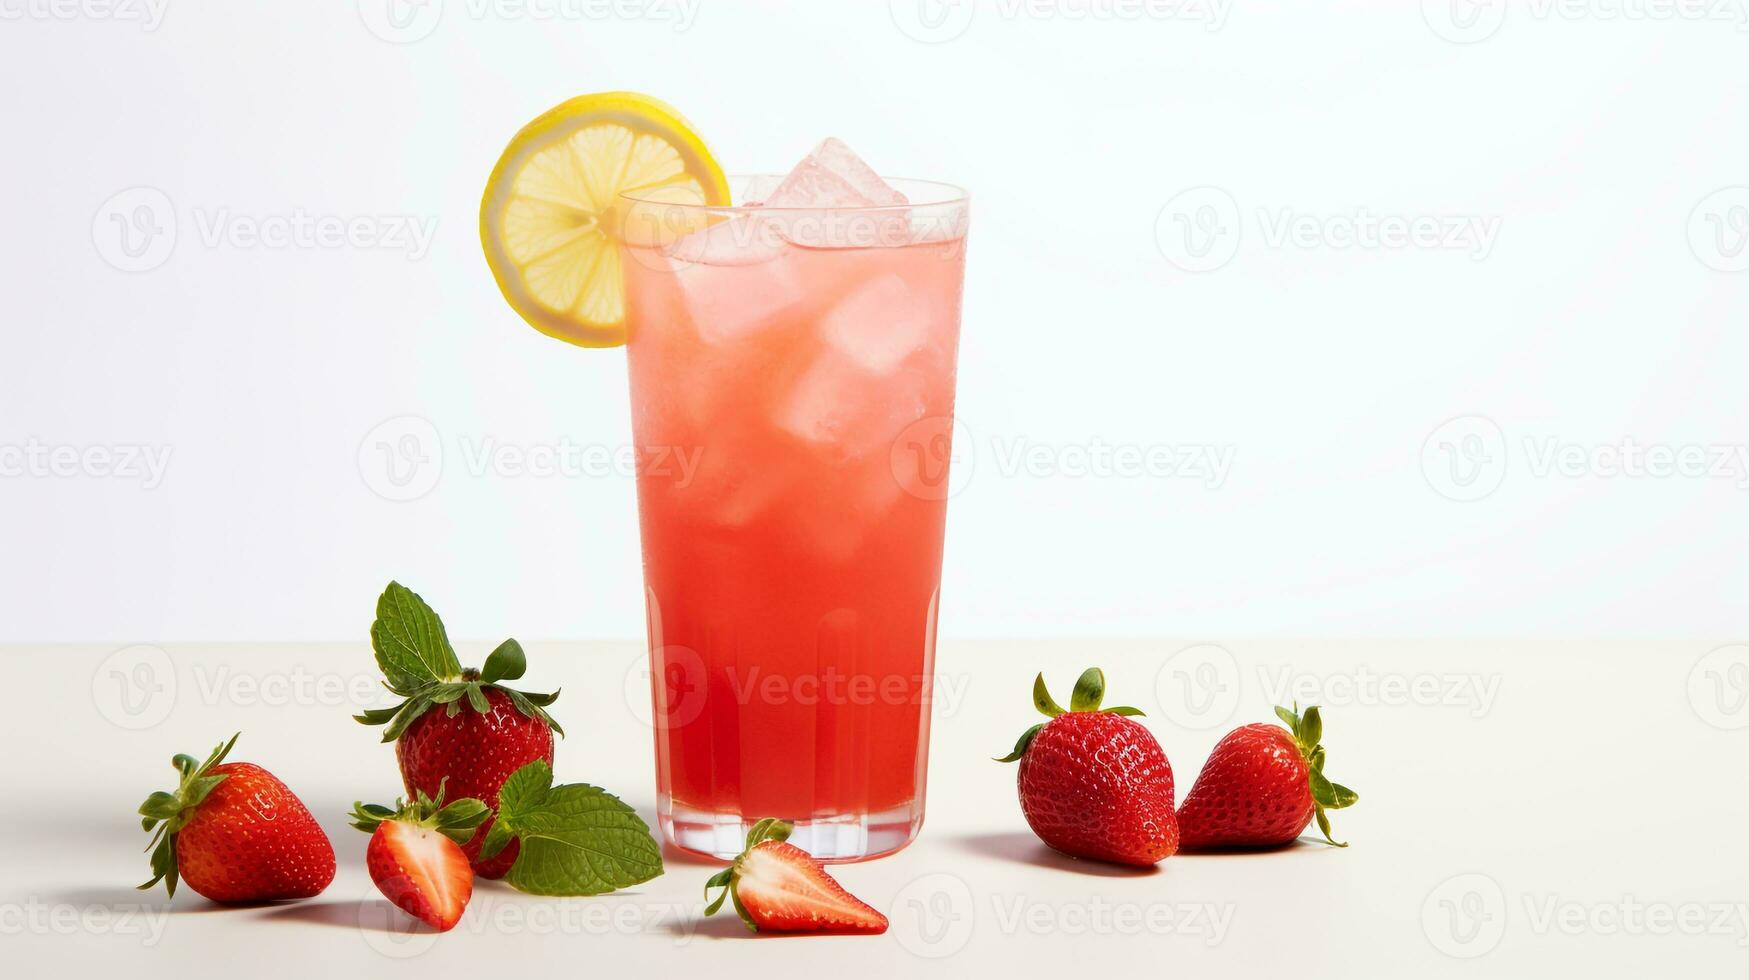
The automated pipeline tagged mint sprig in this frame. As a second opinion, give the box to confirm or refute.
[370,580,463,689]
[478,760,663,896]
[355,582,563,741]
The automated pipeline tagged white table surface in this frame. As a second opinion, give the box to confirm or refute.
[5,639,1746,976]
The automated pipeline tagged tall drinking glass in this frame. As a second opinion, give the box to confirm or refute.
[618,177,968,861]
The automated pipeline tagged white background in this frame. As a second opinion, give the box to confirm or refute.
[4,0,1748,643]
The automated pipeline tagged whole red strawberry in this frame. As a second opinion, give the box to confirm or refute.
[356,582,561,879]
[350,786,489,932]
[1176,703,1358,850]
[137,733,336,902]
[996,668,1177,867]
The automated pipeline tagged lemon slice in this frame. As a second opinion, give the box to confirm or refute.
[480,92,730,348]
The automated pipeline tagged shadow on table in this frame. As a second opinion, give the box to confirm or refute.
[44,886,330,917]
[663,913,761,941]
[38,886,177,910]
[260,900,377,930]
[1173,837,1330,858]
[943,831,1161,877]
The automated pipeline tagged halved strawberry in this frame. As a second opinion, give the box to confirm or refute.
[349,786,488,932]
[702,818,887,935]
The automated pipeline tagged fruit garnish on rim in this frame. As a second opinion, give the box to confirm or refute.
[996,668,1179,867]
[1177,703,1359,850]
[350,785,489,933]
[480,91,729,347]
[355,581,560,879]
[701,818,888,935]
[137,733,336,902]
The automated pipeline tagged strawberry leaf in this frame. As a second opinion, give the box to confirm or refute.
[702,869,732,915]
[1299,705,1323,750]
[1032,673,1066,717]
[1314,808,1346,847]
[479,820,516,862]
[1069,667,1105,712]
[1273,704,1299,732]
[1276,702,1358,846]
[136,733,241,899]
[994,723,1044,763]
[482,638,526,683]
[353,704,401,726]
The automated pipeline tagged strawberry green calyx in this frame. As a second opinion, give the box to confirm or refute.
[137,732,241,898]
[353,582,563,741]
[348,782,489,844]
[1274,702,1359,847]
[702,818,793,933]
[995,668,1145,762]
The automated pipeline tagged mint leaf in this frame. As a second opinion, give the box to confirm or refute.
[494,761,662,897]
[371,582,462,691]
[496,759,555,818]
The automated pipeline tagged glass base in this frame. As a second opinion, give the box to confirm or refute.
[659,797,923,863]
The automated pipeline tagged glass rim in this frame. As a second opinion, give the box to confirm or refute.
[619,174,969,213]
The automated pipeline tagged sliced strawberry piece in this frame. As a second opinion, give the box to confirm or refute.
[703,819,887,935]
[351,786,488,932]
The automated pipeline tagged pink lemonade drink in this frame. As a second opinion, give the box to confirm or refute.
[619,161,968,862]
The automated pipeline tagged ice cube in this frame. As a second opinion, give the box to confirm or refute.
[820,274,937,374]
[775,348,929,465]
[762,138,910,249]
[765,138,909,209]
[666,214,786,267]
[670,241,805,345]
